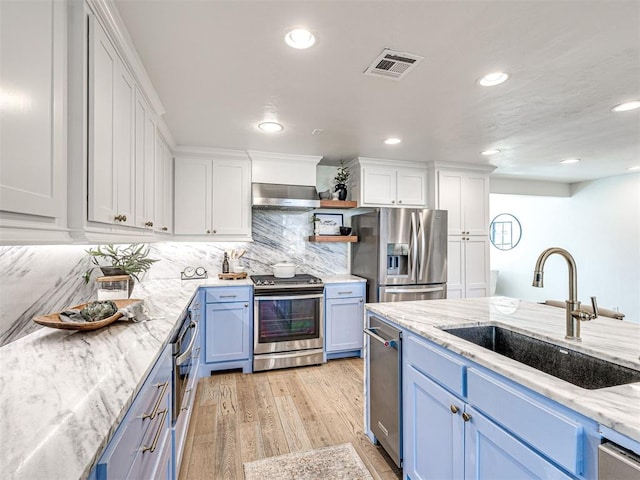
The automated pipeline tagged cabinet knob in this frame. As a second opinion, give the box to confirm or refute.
[359,298,364,303]
[398,200,402,204]
[206,230,211,234]
[244,304,248,307]
[462,412,472,422]
[162,226,168,231]
[145,221,154,227]
[391,200,395,204]
[450,405,460,414]
[213,229,217,234]
[114,214,126,222]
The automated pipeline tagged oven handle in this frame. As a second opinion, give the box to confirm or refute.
[254,293,324,301]
[176,320,199,366]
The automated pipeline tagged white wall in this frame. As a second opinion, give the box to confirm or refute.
[490,173,640,323]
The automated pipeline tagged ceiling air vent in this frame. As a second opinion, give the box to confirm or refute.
[364,48,424,80]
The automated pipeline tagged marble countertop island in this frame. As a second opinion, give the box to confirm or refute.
[0,273,364,480]
[366,296,640,443]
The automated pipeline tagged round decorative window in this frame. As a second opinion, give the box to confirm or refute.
[489,213,522,250]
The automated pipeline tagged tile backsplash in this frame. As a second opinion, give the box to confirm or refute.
[0,211,348,346]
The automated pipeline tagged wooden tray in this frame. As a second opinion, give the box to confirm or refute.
[33,299,142,331]
[218,272,248,280]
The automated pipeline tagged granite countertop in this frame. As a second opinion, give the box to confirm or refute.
[366,296,640,443]
[0,277,250,480]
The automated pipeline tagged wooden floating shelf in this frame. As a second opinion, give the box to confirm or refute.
[318,200,358,209]
[308,235,358,243]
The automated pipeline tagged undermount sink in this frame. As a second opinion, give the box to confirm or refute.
[440,325,640,390]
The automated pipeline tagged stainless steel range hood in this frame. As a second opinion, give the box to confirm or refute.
[252,183,320,210]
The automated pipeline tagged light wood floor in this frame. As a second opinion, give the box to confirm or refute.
[178,358,402,480]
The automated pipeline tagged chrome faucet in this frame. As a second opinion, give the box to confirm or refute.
[532,247,599,341]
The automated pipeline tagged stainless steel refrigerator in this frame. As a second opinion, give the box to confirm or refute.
[351,208,447,303]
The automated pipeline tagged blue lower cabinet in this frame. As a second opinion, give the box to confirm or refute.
[92,345,172,480]
[202,286,252,373]
[325,283,365,360]
[404,363,464,480]
[401,331,601,480]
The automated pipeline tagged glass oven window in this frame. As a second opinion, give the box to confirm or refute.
[257,297,320,343]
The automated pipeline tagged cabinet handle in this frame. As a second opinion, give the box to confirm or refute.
[450,405,460,414]
[338,291,354,295]
[145,221,154,227]
[162,226,168,231]
[462,412,472,422]
[220,295,237,299]
[142,381,169,420]
[181,388,193,411]
[114,214,124,222]
[142,408,168,453]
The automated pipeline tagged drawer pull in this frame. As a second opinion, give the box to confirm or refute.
[142,381,168,420]
[181,388,193,411]
[450,405,460,414]
[219,295,237,299]
[338,291,354,295]
[462,412,472,422]
[142,408,167,454]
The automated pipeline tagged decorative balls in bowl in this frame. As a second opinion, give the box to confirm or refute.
[339,227,352,236]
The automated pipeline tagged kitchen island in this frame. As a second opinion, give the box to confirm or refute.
[365,296,640,479]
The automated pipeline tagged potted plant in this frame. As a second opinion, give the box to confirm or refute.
[83,244,159,296]
[334,160,350,201]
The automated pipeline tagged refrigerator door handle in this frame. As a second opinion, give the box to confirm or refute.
[416,212,425,279]
[410,211,418,282]
[383,286,446,294]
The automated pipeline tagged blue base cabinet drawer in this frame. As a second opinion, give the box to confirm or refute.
[205,286,251,303]
[406,334,466,396]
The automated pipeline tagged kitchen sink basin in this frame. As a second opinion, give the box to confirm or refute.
[440,325,640,390]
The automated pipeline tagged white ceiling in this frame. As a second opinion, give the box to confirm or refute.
[113,0,640,183]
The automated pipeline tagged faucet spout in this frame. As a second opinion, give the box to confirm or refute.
[532,247,581,340]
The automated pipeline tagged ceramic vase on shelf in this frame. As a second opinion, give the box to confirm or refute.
[335,183,347,201]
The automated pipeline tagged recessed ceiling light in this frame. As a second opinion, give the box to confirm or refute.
[611,101,640,112]
[481,149,501,156]
[258,121,283,133]
[628,165,640,171]
[284,28,316,49]
[478,72,509,87]
[560,158,581,164]
[384,138,402,145]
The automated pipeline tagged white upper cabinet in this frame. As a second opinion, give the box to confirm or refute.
[0,0,66,222]
[437,170,490,236]
[350,158,427,207]
[134,88,156,230]
[88,16,136,227]
[154,136,173,234]
[174,152,251,239]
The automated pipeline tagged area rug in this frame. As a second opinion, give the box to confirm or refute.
[243,443,374,480]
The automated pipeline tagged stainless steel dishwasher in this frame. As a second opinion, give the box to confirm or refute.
[365,315,402,468]
[598,442,640,479]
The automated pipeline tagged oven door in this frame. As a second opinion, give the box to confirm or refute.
[254,292,324,354]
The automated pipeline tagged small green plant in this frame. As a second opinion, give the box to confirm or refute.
[83,244,159,283]
[334,160,350,185]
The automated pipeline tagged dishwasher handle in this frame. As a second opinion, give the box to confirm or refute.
[364,327,398,348]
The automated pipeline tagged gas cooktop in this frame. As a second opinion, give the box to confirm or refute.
[250,274,324,288]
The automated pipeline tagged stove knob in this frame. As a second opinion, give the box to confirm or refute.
[269,281,275,285]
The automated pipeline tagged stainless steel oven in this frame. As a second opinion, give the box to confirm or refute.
[252,274,324,371]
[171,309,199,421]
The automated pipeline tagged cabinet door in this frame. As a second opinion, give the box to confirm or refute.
[404,364,464,480]
[447,236,464,299]
[362,166,397,205]
[205,302,250,363]
[464,237,489,298]
[397,168,426,206]
[134,90,155,229]
[174,158,212,234]
[88,17,118,224]
[162,145,173,233]
[438,172,464,235]
[113,61,135,225]
[154,137,172,233]
[464,406,572,480]
[211,159,251,236]
[325,296,364,353]
[463,175,489,236]
[0,0,66,218]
